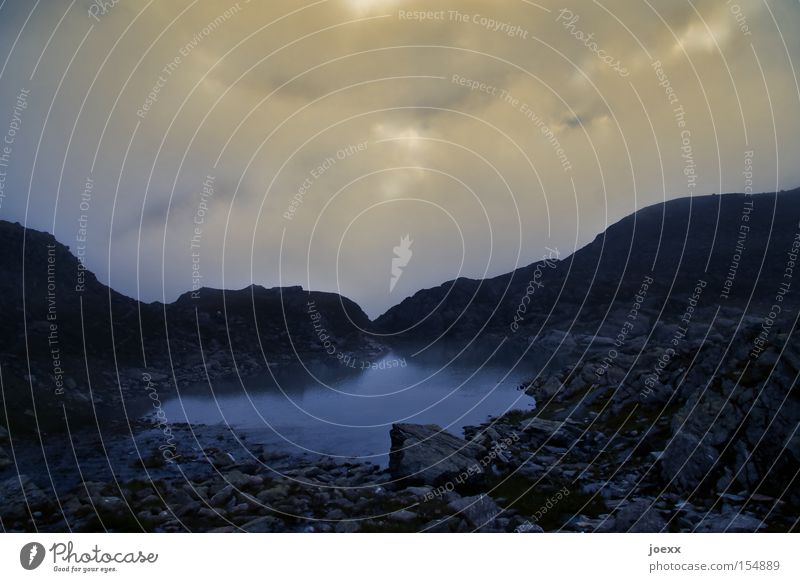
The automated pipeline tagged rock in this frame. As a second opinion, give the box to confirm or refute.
[225,470,260,490]
[95,496,126,515]
[447,494,501,529]
[612,499,667,532]
[0,446,11,470]
[389,424,486,486]
[230,503,251,516]
[210,485,234,507]
[389,509,417,523]
[257,482,290,503]
[528,375,565,401]
[517,461,546,479]
[421,517,456,533]
[136,451,166,469]
[197,507,221,521]
[518,417,582,447]
[660,432,718,492]
[663,336,800,498]
[209,451,236,468]
[140,494,162,507]
[694,512,764,533]
[136,510,156,525]
[0,475,52,520]
[515,520,544,533]
[242,516,282,532]
[403,486,432,498]
[326,509,346,521]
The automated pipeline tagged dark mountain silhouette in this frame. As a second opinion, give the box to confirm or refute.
[1,188,799,428]
[374,189,800,343]
[0,220,375,430]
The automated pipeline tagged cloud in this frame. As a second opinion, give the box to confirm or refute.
[0,0,798,316]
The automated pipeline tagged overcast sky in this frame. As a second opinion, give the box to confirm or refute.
[0,0,799,317]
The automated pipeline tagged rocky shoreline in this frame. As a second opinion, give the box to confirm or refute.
[2,334,794,534]
[2,191,799,533]
[0,422,779,533]
[2,306,798,532]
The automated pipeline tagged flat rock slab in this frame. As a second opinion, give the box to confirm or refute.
[448,494,501,529]
[389,423,486,486]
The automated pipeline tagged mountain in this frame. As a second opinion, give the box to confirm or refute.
[2,188,799,428]
[374,189,800,344]
[0,220,378,430]
[2,189,800,532]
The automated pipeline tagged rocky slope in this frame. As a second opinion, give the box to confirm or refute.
[1,188,799,532]
[0,220,383,432]
[3,300,796,532]
[374,189,800,349]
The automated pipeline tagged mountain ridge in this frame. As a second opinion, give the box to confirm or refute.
[2,187,800,427]
[5,186,798,325]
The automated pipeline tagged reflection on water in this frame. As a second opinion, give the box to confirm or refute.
[159,351,537,464]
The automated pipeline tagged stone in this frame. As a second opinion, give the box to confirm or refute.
[389,424,486,486]
[95,496,126,515]
[197,507,221,521]
[326,509,346,520]
[420,518,455,533]
[515,521,544,533]
[404,486,432,498]
[209,451,236,468]
[225,470,258,489]
[389,509,417,523]
[659,432,719,492]
[210,485,234,507]
[612,499,667,533]
[176,500,202,518]
[0,475,52,520]
[0,446,11,470]
[447,494,501,529]
[242,516,282,532]
[694,512,764,533]
[517,417,582,447]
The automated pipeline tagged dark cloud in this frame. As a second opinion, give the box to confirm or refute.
[0,0,798,316]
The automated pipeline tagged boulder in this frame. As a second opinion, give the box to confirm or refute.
[210,485,234,507]
[694,512,764,532]
[612,499,667,532]
[659,432,719,492]
[0,475,52,521]
[518,417,582,447]
[389,509,418,523]
[389,424,486,486]
[448,494,501,529]
[242,515,282,532]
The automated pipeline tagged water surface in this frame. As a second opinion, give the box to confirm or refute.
[159,351,537,464]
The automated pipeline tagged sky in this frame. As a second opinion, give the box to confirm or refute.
[0,0,799,318]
